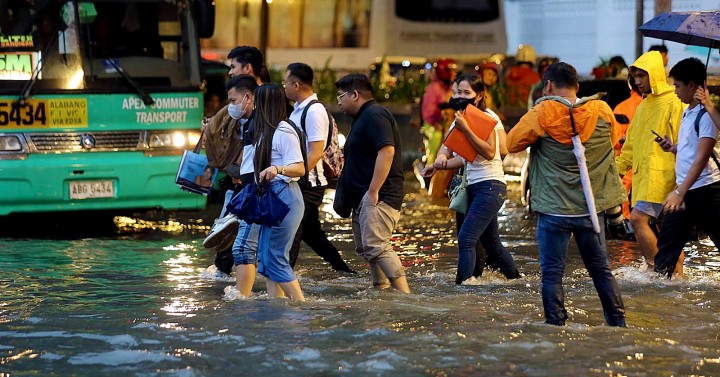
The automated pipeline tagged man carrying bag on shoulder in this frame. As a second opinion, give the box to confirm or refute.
[284,63,356,274]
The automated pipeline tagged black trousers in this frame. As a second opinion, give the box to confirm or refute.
[288,185,353,271]
[655,181,720,277]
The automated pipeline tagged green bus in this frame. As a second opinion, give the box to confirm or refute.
[0,0,215,216]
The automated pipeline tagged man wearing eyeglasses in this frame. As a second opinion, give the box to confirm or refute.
[334,73,410,293]
[284,62,356,274]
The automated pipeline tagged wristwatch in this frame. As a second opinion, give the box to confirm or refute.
[280,166,286,175]
[674,188,681,195]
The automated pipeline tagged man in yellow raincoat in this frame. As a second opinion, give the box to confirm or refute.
[615,51,685,272]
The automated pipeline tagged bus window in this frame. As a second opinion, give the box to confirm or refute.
[83,1,196,89]
[395,0,500,23]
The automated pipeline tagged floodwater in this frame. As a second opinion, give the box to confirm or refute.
[1,182,720,376]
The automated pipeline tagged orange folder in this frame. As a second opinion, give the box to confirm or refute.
[442,104,498,162]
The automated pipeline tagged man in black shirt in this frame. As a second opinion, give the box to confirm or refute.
[334,73,410,293]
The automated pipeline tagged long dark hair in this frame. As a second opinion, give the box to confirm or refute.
[252,84,288,179]
[454,73,487,111]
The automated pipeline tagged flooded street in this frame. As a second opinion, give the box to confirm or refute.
[2,181,720,376]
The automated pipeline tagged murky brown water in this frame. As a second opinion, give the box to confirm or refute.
[1,181,720,376]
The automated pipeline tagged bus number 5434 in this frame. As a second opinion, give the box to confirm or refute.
[0,101,47,127]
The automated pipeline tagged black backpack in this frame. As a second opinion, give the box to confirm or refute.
[284,118,310,188]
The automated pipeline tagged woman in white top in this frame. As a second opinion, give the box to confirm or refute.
[422,73,520,284]
[250,84,306,300]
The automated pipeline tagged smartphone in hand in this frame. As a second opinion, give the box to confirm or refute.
[651,130,663,143]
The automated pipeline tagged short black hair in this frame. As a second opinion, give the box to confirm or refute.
[287,62,314,86]
[227,46,264,76]
[225,74,259,93]
[648,44,668,54]
[543,62,578,89]
[335,73,374,98]
[669,57,706,86]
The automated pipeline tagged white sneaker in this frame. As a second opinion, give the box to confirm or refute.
[203,214,239,249]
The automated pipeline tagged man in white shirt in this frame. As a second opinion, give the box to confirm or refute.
[283,62,356,273]
[655,57,720,278]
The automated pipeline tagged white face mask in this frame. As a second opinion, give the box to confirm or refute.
[228,94,250,119]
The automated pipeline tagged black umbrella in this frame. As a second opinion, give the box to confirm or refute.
[639,11,720,65]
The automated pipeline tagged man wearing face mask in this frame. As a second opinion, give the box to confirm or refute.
[202,46,264,278]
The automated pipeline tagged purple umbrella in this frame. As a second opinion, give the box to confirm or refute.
[640,11,720,65]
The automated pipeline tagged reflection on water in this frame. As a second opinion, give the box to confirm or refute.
[1,182,720,375]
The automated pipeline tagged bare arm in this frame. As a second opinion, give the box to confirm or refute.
[438,156,464,170]
[497,127,509,159]
[421,146,463,177]
[421,155,464,177]
[367,145,394,205]
[306,140,324,170]
[258,162,306,182]
[454,111,495,160]
[663,137,716,212]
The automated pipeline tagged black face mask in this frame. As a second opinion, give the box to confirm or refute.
[448,97,475,111]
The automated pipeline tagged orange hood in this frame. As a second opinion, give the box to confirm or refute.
[536,95,616,145]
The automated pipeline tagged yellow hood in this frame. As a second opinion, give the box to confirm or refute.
[631,51,673,96]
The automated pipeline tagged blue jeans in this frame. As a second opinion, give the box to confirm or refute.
[537,213,625,326]
[456,180,519,283]
[257,180,305,283]
[232,219,259,265]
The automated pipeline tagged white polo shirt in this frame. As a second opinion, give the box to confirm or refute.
[289,94,330,187]
[676,105,720,190]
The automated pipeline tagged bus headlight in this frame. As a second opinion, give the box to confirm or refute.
[187,130,201,148]
[147,130,201,149]
[0,135,23,151]
[148,132,173,148]
[172,132,186,147]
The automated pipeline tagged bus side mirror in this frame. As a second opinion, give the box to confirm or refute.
[194,0,215,39]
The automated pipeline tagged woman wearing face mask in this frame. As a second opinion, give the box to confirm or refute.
[245,83,306,300]
[422,73,520,284]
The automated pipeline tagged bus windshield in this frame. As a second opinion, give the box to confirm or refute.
[0,0,201,95]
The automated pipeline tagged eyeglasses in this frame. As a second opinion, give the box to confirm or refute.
[336,91,350,101]
[282,81,297,88]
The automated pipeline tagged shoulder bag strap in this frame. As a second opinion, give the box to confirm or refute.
[461,162,468,187]
[300,99,321,133]
[284,119,309,183]
[694,107,720,170]
[193,119,206,154]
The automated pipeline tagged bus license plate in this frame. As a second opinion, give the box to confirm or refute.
[69,180,115,199]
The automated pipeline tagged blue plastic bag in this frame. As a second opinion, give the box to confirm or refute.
[229,182,290,226]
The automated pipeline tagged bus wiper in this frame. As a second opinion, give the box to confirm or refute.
[18,56,45,106]
[103,58,155,106]
[18,25,61,105]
